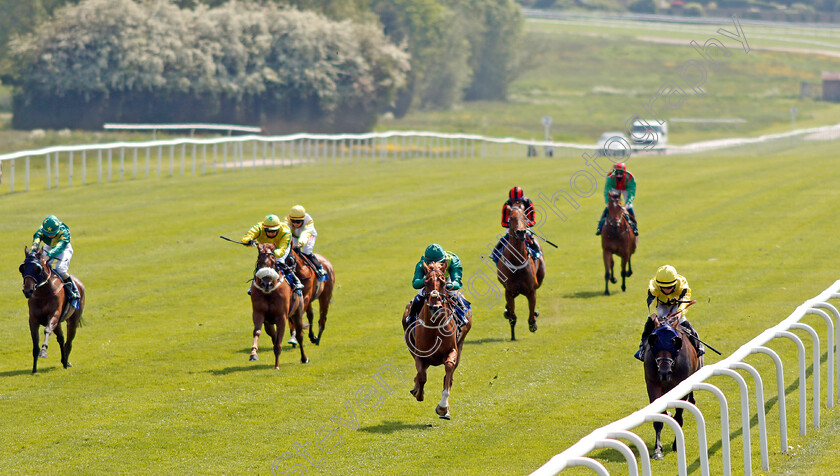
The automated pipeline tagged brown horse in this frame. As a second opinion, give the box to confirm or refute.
[601,190,636,295]
[287,249,335,346]
[402,261,472,419]
[19,248,85,374]
[643,314,703,459]
[249,243,308,368]
[496,202,545,341]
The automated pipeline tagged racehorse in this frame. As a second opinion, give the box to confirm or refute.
[643,314,703,460]
[496,201,545,341]
[19,248,85,374]
[287,248,335,346]
[402,261,472,419]
[249,243,308,368]
[601,190,636,295]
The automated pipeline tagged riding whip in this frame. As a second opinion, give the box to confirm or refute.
[528,229,558,248]
[219,235,250,246]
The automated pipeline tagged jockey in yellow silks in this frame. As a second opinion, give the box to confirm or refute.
[634,264,704,361]
[286,205,328,281]
[241,214,303,295]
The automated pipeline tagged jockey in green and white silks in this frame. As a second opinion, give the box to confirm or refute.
[286,205,328,281]
[241,214,303,295]
[596,162,639,236]
[32,215,80,307]
[405,244,471,328]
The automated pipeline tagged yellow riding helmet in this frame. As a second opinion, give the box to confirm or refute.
[655,265,679,287]
[288,205,306,221]
[263,214,282,231]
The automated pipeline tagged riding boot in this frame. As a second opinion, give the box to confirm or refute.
[626,213,639,236]
[304,252,328,281]
[680,320,705,357]
[490,236,506,263]
[634,318,656,361]
[526,234,542,260]
[596,208,607,235]
[409,294,424,321]
[62,275,80,309]
[276,262,303,296]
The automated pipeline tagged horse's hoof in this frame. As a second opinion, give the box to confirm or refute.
[63,362,72,369]
[610,277,617,284]
[410,388,417,396]
[621,285,626,292]
[274,366,280,370]
[436,405,451,419]
[39,350,47,359]
[652,451,663,460]
[529,322,537,333]
[534,311,539,317]
[604,289,610,296]
[301,358,310,364]
[249,354,258,361]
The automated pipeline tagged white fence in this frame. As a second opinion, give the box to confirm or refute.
[0,125,838,194]
[532,280,840,476]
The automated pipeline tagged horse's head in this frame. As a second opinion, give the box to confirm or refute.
[20,247,49,299]
[647,324,683,382]
[422,260,449,316]
[508,202,529,241]
[253,243,282,293]
[606,190,625,232]
[256,243,277,269]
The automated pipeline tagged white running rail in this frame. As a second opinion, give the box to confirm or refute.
[531,281,840,476]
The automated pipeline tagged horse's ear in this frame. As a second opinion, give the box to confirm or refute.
[673,336,683,350]
[441,260,448,273]
[422,261,430,274]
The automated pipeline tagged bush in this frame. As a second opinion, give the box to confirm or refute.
[628,0,657,13]
[683,2,705,15]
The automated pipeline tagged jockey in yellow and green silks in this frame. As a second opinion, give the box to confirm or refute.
[634,265,704,361]
[286,205,328,281]
[404,244,471,328]
[596,162,638,236]
[32,215,80,307]
[241,214,303,295]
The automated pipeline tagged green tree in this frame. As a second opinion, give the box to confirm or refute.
[628,0,657,13]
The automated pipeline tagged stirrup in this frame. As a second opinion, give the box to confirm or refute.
[595,229,601,236]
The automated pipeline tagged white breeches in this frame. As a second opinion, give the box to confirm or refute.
[293,235,316,255]
[655,302,686,324]
[45,243,73,278]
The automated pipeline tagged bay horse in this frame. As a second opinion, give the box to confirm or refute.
[496,201,545,341]
[643,314,703,459]
[601,190,636,295]
[19,248,85,374]
[287,248,335,346]
[402,261,472,419]
[249,243,308,368]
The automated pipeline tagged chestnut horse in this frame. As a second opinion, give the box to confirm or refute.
[643,314,703,459]
[287,248,335,346]
[601,190,636,295]
[497,202,545,341]
[19,248,85,373]
[249,243,308,368]
[402,261,472,419]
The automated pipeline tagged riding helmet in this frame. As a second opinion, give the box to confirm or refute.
[424,244,446,262]
[509,186,524,201]
[288,205,306,221]
[263,214,282,231]
[42,215,60,237]
[655,265,679,287]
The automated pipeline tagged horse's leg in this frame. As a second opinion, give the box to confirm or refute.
[653,420,664,460]
[40,315,60,359]
[250,311,263,361]
[505,291,517,341]
[54,322,67,369]
[315,290,332,345]
[672,406,685,452]
[436,350,457,420]
[411,358,427,402]
[64,311,80,368]
[30,317,40,374]
[535,257,546,289]
[626,253,633,277]
[292,299,309,364]
[620,254,628,292]
[306,304,317,344]
[527,290,538,333]
[602,249,612,295]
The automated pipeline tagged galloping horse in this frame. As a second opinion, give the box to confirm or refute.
[643,314,703,460]
[288,248,335,345]
[496,202,545,341]
[403,261,472,419]
[601,190,636,295]
[19,248,85,373]
[249,243,308,368]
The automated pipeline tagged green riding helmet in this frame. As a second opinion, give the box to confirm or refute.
[42,215,61,237]
[423,244,445,262]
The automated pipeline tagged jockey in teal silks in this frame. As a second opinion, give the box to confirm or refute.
[403,244,471,329]
[32,215,80,308]
[596,163,638,236]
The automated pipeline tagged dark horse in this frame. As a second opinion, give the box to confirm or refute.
[19,248,85,374]
[402,261,472,419]
[601,190,636,295]
[497,202,545,341]
[644,314,703,459]
[287,248,335,346]
[249,243,308,368]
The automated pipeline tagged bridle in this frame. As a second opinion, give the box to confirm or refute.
[253,248,283,294]
[20,253,52,291]
[606,196,628,236]
[423,267,453,329]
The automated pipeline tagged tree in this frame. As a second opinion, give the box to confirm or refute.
[628,0,657,13]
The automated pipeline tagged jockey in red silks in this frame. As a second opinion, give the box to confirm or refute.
[596,162,638,236]
[491,186,542,263]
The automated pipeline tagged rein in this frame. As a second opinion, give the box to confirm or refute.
[22,256,53,291]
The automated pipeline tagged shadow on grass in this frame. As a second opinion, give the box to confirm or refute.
[564,290,606,299]
[0,366,56,377]
[208,360,300,375]
[464,337,508,346]
[359,420,433,434]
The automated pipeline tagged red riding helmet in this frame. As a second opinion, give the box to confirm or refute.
[613,162,627,172]
[509,186,524,201]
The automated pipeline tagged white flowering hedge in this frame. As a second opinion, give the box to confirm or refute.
[8,0,409,132]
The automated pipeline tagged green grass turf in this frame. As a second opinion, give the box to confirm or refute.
[379,22,840,146]
[1,138,840,474]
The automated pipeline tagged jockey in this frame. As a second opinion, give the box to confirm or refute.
[286,205,328,281]
[634,265,704,361]
[32,215,80,308]
[241,214,303,295]
[491,186,542,263]
[404,244,471,328]
[596,162,638,236]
